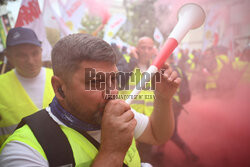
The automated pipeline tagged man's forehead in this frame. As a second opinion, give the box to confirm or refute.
[138,41,154,47]
[138,37,154,45]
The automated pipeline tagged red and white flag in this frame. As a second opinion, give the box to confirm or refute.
[153,27,164,45]
[43,0,71,36]
[15,0,52,61]
[58,0,110,34]
[202,6,224,51]
[59,0,87,33]
[103,14,126,43]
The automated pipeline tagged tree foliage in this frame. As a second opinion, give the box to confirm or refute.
[118,0,158,46]
[0,0,16,5]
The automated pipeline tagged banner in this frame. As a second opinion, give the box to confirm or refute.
[59,0,87,33]
[202,6,225,52]
[103,14,127,43]
[43,0,71,37]
[15,0,52,61]
[153,27,164,45]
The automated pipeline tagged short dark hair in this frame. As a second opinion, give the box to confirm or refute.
[52,33,116,81]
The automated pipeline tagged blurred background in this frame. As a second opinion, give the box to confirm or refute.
[0,0,250,167]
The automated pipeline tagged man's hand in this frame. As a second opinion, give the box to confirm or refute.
[92,100,136,166]
[136,63,180,145]
[130,47,139,59]
[155,63,181,101]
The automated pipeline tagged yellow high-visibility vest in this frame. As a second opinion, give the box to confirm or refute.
[119,68,155,116]
[1,124,141,166]
[0,68,54,145]
[123,54,131,63]
[205,54,229,90]
[232,58,250,83]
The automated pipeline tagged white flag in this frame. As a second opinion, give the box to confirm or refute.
[103,14,127,43]
[59,0,87,33]
[153,27,164,44]
[202,6,224,51]
[43,0,71,36]
[15,0,52,61]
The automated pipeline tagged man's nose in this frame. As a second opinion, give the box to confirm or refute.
[26,55,35,64]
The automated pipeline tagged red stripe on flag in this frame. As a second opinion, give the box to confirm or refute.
[15,0,41,27]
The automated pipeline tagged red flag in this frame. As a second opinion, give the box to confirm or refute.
[15,0,52,61]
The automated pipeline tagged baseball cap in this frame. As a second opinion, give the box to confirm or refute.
[6,27,42,47]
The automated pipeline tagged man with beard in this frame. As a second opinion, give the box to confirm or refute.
[0,34,180,166]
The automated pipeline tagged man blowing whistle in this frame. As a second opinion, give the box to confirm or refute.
[0,34,181,167]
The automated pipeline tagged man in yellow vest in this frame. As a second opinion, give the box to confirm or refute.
[201,47,230,94]
[156,54,198,164]
[0,27,54,145]
[124,36,160,165]
[0,34,181,166]
[232,46,250,84]
[128,36,157,117]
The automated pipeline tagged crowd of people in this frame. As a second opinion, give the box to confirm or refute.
[174,45,250,95]
[0,26,249,167]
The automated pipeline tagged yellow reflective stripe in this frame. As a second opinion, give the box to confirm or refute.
[218,54,229,64]
[189,53,194,59]
[173,95,180,102]
[235,57,239,62]
[0,124,17,136]
[176,68,183,78]
[123,54,131,63]
[187,59,192,64]
[233,60,248,71]
[177,53,182,60]
[206,82,217,89]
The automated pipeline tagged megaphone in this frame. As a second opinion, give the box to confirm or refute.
[126,3,206,104]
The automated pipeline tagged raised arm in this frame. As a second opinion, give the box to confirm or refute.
[136,63,181,145]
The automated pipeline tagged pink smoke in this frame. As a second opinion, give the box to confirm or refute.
[83,0,111,25]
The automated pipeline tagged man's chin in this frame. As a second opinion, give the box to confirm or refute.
[22,69,40,78]
[88,111,102,126]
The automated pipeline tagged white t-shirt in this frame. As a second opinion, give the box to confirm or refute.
[0,107,149,166]
[15,67,46,109]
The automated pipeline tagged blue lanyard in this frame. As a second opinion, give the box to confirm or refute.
[50,97,100,131]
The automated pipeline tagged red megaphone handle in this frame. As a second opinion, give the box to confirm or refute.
[152,38,178,69]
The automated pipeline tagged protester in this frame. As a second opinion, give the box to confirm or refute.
[232,45,250,84]
[0,27,54,145]
[0,33,180,166]
[120,36,159,165]
[155,54,198,165]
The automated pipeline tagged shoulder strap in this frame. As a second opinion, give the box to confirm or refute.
[17,109,128,167]
[16,109,75,167]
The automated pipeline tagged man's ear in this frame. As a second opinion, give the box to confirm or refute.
[5,49,14,66]
[51,76,66,100]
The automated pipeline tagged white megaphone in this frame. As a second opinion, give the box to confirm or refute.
[169,3,206,43]
[126,3,206,104]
